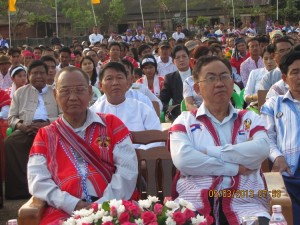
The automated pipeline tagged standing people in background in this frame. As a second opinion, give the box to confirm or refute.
[122,29,135,44]
[172,24,185,41]
[156,41,177,76]
[227,22,236,35]
[273,20,282,30]
[50,32,60,46]
[282,20,294,33]
[5,60,61,200]
[0,55,12,89]
[0,33,9,49]
[89,26,104,45]
[135,26,145,42]
[152,24,167,41]
[240,38,264,87]
[215,22,224,42]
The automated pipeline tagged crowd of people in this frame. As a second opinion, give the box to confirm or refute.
[0,19,300,225]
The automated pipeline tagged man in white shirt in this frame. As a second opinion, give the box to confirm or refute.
[90,62,161,149]
[56,47,73,72]
[152,24,167,41]
[0,55,12,89]
[89,26,104,45]
[156,41,177,76]
[215,22,225,42]
[172,24,186,41]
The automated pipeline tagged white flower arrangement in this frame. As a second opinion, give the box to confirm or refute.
[63,196,213,225]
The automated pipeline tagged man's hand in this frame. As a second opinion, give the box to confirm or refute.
[272,156,291,175]
[238,165,253,175]
[74,200,91,211]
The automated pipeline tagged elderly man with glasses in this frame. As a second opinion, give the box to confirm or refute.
[169,56,270,225]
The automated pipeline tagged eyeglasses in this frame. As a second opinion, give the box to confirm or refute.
[199,74,232,84]
[57,86,88,97]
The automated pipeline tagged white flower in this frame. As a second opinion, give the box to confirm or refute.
[191,214,205,225]
[165,200,179,209]
[166,217,176,225]
[147,196,159,203]
[135,218,144,225]
[138,199,152,209]
[185,202,195,211]
[179,198,189,207]
[165,210,173,217]
[94,209,105,220]
[109,199,123,209]
[63,217,75,225]
[81,215,94,224]
[73,208,94,217]
[117,205,126,216]
[102,215,113,222]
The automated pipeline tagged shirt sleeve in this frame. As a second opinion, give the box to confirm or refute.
[206,115,270,170]
[244,70,256,100]
[0,105,10,119]
[170,131,239,177]
[240,61,248,87]
[28,155,80,215]
[8,91,21,129]
[259,71,272,90]
[97,136,138,203]
[183,79,193,98]
[260,98,282,162]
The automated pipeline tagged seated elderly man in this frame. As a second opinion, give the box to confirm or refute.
[169,56,270,225]
[261,50,300,225]
[5,60,61,199]
[90,62,161,149]
[28,67,138,225]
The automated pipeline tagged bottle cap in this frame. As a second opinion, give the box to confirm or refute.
[272,205,282,213]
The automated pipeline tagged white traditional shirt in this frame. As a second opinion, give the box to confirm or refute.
[156,56,177,77]
[244,67,268,100]
[90,98,162,149]
[266,79,289,100]
[259,67,282,90]
[170,104,270,223]
[0,71,12,90]
[183,76,203,107]
[32,86,49,121]
[172,32,185,41]
[89,33,104,45]
[240,56,264,87]
[152,32,167,40]
[261,91,300,176]
[28,109,138,214]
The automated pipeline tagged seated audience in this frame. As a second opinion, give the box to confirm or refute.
[244,44,276,104]
[0,89,10,120]
[6,65,27,98]
[261,50,300,225]
[160,45,191,121]
[90,62,161,149]
[5,60,61,199]
[28,67,138,225]
[136,54,164,97]
[169,56,270,225]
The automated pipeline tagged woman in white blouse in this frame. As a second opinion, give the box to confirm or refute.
[244,44,276,104]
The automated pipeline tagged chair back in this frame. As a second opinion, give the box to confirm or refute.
[131,130,175,202]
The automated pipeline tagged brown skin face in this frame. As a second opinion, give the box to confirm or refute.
[28,65,47,92]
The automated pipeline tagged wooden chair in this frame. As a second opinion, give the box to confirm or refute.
[131,130,174,203]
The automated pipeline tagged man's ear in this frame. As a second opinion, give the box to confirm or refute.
[282,73,287,82]
[99,81,104,92]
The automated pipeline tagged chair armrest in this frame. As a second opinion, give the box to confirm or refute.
[264,172,293,225]
[18,196,47,225]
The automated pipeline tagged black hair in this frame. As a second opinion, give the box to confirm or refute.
[133,68,143,78]
[274,37,293,52]
[59,46,71,55]
[99,62,127,81]
[80,56,97,86]
[120,58,134,75]
[8,47,21,56]
[28,60,48,75]
[192,56,232,82]
[171,45,189,59]
[262,44,275,57]
[279,50,300,75]
[9,65,26,78]
[193,46,211,60]
[108,42,121,51]
[140,54,158,73]
[246,37,260,48]
[138,44,151,56]
[40,55,56,65]
[73,50,82,56]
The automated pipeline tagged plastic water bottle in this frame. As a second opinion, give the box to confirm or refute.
[269,205,287,225]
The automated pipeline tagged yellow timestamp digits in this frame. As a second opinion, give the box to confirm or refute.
[258,189,281,198]
[208,189,255,198]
